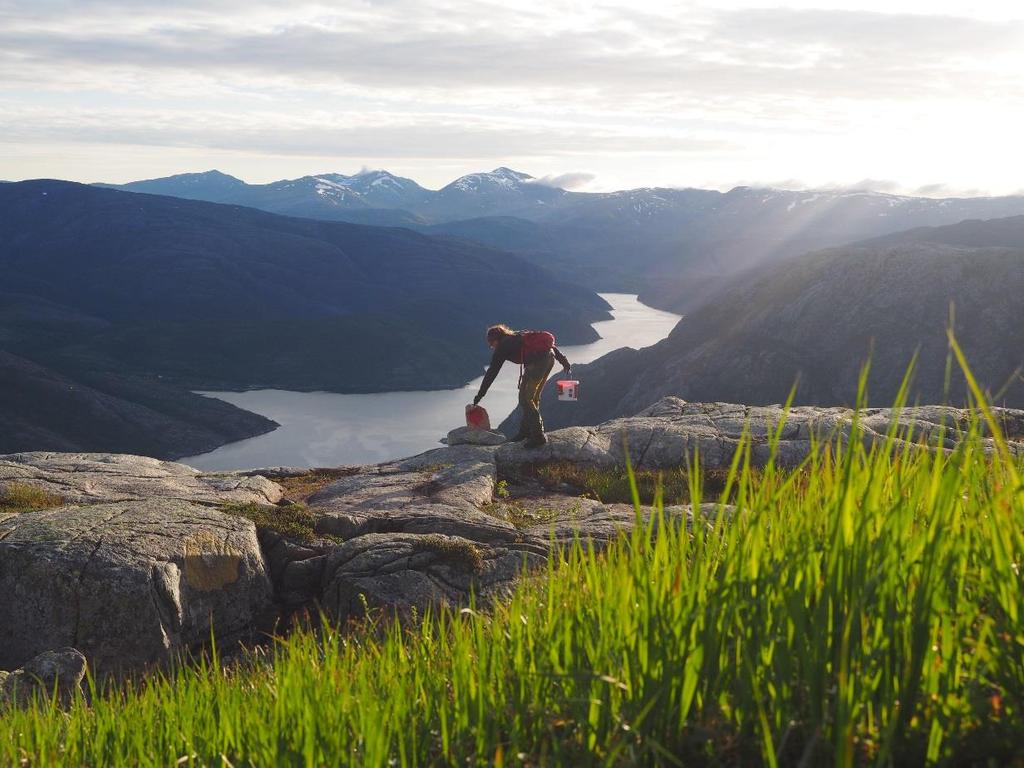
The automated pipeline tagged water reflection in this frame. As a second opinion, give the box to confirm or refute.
[181,294,680,470]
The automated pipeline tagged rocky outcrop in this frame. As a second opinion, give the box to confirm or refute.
[320,533,546,623]
[0,501,273,672]
[259,529,335,609]
[305,445,546,620]
[497,398,1024,472]
[0,452,284,506]
[4,398,1020,676]
[311,446,505,538]
[0,648,87,708]
[537,222,1024,432]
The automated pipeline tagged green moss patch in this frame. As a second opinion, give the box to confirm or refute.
[413,535,483,573]
[483,500,566,530]
[277,468,360,502]
[416,463,453,475]
[0,482,65,514]
[220,502,321,542]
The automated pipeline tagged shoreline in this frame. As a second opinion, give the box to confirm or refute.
[181,294,682,470]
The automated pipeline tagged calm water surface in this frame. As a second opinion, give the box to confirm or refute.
[182,294,680,470]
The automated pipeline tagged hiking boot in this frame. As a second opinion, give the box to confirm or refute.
[524,434,548,449]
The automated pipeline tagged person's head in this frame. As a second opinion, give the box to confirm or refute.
[486,323,515,349]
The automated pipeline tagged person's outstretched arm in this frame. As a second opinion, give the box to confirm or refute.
[474,349,504,404]
[553,346,571,374]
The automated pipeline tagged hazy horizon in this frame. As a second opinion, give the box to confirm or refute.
[15,165,1020,201]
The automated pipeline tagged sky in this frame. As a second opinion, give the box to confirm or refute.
[1,0,1022,195]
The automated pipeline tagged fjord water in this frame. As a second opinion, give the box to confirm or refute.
[182,294,680,470]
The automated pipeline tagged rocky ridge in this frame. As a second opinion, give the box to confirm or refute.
[532,218,1024,431]
[2,398,1022,695]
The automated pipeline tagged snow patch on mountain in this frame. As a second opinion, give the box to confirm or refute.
[450,168,534,192]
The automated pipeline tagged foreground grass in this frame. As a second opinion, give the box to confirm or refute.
[4,409,1024,765]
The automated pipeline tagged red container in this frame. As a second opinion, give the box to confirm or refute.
[556,379,580,401]
[465,403,491,430]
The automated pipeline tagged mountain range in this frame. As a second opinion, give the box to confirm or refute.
[104,169,1024,313]
[102,166,564,226]
[0,180,609,457]
[527,215,1024,433]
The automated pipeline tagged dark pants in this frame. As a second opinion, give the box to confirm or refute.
[519,350,555,440]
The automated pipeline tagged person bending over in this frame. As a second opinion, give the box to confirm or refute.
[473,324,571,448]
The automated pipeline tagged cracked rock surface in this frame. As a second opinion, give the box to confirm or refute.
[320,533,547,623]
[311,446,507,542]
[303,438,722,623]
[0,500,272,672]
[0,452,284,505]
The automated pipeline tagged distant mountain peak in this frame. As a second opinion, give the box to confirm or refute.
[448,167,536,193]
[490,167,533,180]
[108,169,248,199]
[301,170,422,195]
[354,170,412,190]
[142,169,244,185]
[196,169,238,179]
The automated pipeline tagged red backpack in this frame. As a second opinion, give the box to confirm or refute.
[518,330,556,363]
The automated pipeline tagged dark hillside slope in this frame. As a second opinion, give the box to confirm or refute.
[0,350,276,458]
[0,181,608,455]
[0,292,276,458]
[866,215,1024,249]
[0,181,607,391]
[530,217,1024,431]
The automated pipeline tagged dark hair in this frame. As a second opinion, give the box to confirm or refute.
[486,324,515,342]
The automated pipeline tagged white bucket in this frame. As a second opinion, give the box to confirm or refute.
[556,379,579,401]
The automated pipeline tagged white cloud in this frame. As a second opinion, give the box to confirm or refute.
[526,172,597,190]
[0,1,1022,193]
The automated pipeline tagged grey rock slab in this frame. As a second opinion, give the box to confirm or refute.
[495,426,613,469]
[389,444,501,471]
[444,426,507,446]
[429,456,498,510]
[316,503,527,547]
[496,397,1024,473]
[320,533,545,624]
[0,452,283,506]
[310,470,427,513]
[0,500,273,673]
[0,648,87,708]
[307,444,499,524]
[309,445,501,539]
